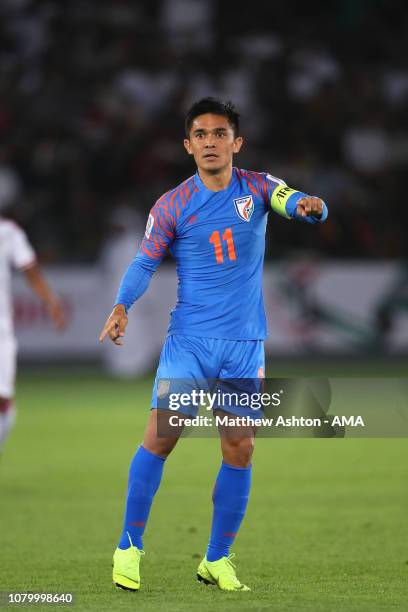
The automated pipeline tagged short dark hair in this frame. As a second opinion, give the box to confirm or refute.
[185,97,240,137]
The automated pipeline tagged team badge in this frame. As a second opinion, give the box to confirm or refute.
[233,195,254,222]
[157,379,170,399]
[145,213,154,239]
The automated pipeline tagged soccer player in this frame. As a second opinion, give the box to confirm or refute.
[99,97,328,592]
[0,216,66,453]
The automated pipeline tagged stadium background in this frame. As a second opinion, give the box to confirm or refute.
[1,1,407,610]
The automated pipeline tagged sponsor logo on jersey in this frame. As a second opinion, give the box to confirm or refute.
[145,213,154,239]
[233,195,254,222]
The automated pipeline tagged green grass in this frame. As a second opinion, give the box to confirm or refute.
[0,366,407,611]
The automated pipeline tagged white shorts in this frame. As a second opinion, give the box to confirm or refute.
[0,337,17,398]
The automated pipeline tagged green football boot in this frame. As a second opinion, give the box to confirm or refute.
[197,553,251,591]
[112,537,145,591]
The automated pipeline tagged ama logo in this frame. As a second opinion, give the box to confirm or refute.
[233,195,254,222]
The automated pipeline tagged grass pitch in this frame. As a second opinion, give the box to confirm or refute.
[0,364,407,611]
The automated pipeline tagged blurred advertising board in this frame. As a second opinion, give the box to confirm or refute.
[12,262,408,361]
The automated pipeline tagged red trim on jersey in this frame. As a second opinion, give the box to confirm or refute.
[238,169,271,206]
[139,176,196,260]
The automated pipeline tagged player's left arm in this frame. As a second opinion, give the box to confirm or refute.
[265,178,328,224]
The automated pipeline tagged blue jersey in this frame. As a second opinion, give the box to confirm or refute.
[115,167,328,340]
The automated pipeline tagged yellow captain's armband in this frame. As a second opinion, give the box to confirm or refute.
[270,185,301,219]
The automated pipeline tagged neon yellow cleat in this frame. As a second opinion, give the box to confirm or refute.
[197,553,251,591]
[112,535,145,591]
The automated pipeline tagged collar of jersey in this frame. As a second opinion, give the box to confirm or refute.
[194,167,238,196]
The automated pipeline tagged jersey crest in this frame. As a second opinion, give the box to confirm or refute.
[233,195,254,222]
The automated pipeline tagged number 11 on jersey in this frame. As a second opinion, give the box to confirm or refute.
[209,228,237,264]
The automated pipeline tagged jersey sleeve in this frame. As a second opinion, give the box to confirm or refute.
[114,194,176,311]
[262,173,328,224]
[9,224,36,270]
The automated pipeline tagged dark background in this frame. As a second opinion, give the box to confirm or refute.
[1,0,407,263]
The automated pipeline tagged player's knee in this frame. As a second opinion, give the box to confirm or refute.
[142,437,177,459]
[222,436,254,467]
[143,409,180,458]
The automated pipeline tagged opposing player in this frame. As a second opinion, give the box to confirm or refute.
[99,98,328,592]
[0,215,65,453]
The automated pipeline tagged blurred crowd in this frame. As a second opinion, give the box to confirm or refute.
[0,0,407,262]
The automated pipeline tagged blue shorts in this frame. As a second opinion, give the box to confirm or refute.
[151,334,265,417]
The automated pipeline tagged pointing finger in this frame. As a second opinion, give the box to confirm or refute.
[99,326,109,342]
[99,320,116,343]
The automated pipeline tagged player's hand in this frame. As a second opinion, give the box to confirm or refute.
[46,297,66,331]
[99,305,128,345]
[296,196,323,218]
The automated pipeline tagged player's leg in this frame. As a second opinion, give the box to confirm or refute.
[113,334,207,590]
[0,339,17,453]
[116,331,206,553]
[198,430,255,590]
[219,425,254,467]
[113,408,181,591]
[117,408,181,554]
[197,340,264,591]
[199,417,254,585]
[0,397,16,452]
[142,407,181,458]
[216,413,255,560]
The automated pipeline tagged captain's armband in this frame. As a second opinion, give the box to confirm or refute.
[270,185,304,219]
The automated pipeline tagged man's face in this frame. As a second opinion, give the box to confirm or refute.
[184,113,243,173]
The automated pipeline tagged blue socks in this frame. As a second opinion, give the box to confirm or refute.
[206,462,252,561]
[118,445,165,550]
[118,450,251,559]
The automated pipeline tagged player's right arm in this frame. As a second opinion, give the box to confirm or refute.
[23,265,66,331]
[7,221,65,330]
[99,195,176,345]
